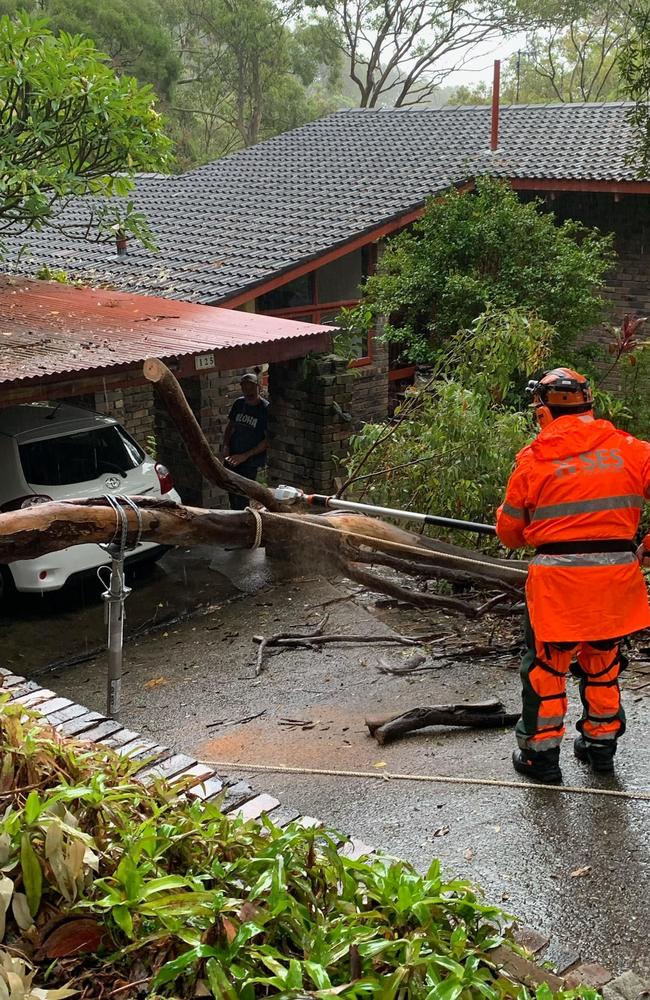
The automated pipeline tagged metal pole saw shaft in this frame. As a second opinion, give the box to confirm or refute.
[273,486,497,536]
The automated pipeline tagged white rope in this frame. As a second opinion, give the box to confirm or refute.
[199,759,650,802]
[246,506,263,549]
[120,495,143,548]
[101,494,129,556]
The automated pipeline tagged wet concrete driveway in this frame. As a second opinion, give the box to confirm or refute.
[6,552,650,977]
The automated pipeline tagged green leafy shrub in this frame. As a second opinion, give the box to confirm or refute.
[0,698,600,999]
[345,382,531,545]
[354,178,614,365]
[342,308,551,543]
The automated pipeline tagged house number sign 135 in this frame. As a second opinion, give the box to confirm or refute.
[195,352,215,370]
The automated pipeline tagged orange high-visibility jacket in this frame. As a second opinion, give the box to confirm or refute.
[496,414,650,641]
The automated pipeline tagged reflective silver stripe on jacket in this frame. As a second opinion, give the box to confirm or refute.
[531,552,637,568]
[531,494,644,521]
[501,503,526,520]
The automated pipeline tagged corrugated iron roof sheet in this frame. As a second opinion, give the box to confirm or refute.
[1,103,647,306]
[0,278,332,384]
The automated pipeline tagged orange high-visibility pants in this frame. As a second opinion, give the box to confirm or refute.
[517,626,627,750]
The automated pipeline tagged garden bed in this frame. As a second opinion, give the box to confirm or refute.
[0,692,600,1000]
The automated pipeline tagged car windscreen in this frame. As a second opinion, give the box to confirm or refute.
[19,425,145,487]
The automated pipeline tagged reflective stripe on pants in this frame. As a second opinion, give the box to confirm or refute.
[516,609,626,750]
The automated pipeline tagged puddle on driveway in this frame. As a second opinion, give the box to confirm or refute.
[0,545,264,678]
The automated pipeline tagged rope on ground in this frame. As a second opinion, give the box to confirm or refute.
[246,506,263,549]
[199,759,650,802]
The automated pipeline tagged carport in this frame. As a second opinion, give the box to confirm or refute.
[0,277,333,504]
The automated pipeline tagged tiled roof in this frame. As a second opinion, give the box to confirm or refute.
[1,103,646,305]
[0,277,332,386]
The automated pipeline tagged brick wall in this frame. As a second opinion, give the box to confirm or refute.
[199,367,263,508]
[268,354,373,494]
[94,384,156,449]
[526,190,650,344]
[349,331,389,425]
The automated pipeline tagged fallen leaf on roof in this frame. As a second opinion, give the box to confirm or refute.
[570,865,591,878]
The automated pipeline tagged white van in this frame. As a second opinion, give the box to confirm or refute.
[0,404,181,596]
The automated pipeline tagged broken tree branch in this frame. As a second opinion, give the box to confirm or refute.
[253,614,432,675]
[254,615,330,676]
[348,546,522,596]
[365,701,521,745]
[344,564,500,618]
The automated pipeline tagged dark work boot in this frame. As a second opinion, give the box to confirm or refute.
[574,735,616,773]
[512,747,562,784]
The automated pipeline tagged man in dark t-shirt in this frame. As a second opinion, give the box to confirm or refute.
[222,373,269,510]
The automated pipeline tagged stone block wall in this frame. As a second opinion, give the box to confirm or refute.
[268,355,361,494]
[351,334,389,425]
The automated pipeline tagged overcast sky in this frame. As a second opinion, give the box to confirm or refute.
[442,31,528,86]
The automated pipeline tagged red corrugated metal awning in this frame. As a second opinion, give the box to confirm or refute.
[0,277,333,387]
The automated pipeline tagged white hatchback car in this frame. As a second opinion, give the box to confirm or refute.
[0,403,181,597]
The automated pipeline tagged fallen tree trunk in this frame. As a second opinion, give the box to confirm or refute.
[0,497,520,578]
[366,701,521,745]
[0,360,530,619]
[0,499,253,563]
[0,498,526,617]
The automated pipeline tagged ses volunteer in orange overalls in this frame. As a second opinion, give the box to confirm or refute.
[497,368,650,783]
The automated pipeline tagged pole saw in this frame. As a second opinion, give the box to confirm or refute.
[272,485,497,537]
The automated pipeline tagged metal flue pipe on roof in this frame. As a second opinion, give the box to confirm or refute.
[491,59,501,151]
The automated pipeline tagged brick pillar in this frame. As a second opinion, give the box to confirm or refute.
[267,355,357,494]
[350,336,389,425]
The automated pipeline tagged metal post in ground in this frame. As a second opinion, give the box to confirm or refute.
[100,495,140,721]
[102,547,130,720]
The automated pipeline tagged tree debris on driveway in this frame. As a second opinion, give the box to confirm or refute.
[251,613,434,676]
[365,699,520,745]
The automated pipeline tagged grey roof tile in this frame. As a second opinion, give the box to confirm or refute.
[1,103,646,305]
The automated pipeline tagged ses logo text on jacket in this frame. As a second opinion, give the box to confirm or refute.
[553,448,624,477]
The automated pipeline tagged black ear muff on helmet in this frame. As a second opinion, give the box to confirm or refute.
[525,368,593,427]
